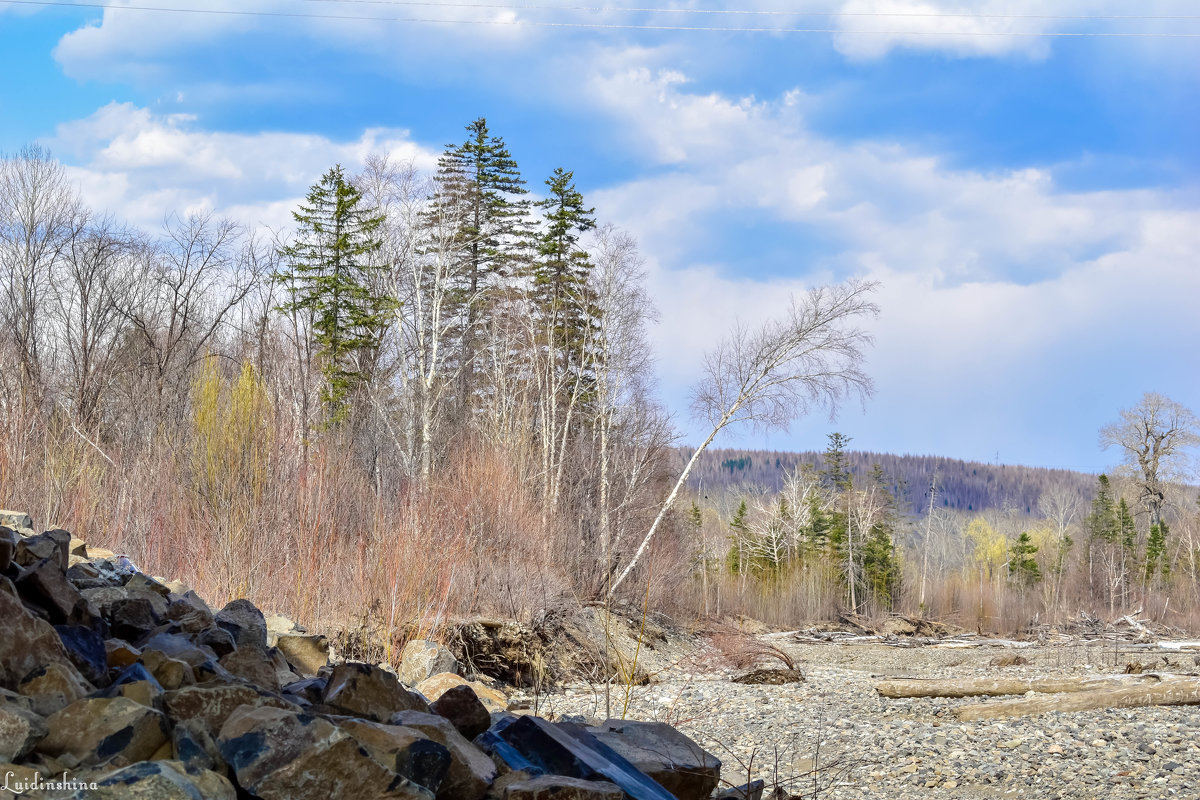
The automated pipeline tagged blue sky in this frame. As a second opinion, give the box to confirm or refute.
[2,0,1197,473]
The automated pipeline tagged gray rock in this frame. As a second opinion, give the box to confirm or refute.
[339,717,452,793]
[323,662,431,722]
[399,640,459,687]
[390,710,497,800]
[588,718,720,800]
[0,703,47,762]
[0,510,33,531]
[215,598,268,650]
[0,576,84,688]
[161,683,300,739]
[430,683,491,741]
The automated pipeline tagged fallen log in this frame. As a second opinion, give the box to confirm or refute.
[875,674,1164,699]
[954,677,1200,721]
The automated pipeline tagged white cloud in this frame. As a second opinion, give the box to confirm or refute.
[50,103,438,232]
[583,64,1199,464]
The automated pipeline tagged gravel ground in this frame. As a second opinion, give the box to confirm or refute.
[519,639,1200,799]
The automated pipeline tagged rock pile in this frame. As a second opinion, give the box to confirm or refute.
[0,512,725,800]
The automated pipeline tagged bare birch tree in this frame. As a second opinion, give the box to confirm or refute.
[1101,393,1199,531]
[606,278,879,598]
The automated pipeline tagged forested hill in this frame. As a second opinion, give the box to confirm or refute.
[680,448,1100,517]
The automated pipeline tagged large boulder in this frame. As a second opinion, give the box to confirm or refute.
[14,530,70,571]
[492,716,677,800]
[17,662,94,716]
[0,703,47,761]
[217,705,433,800]
[54,624,110,686]
[36,696,169,766]
[215,598,268,650]
[0,510,33,531]
[339,718,452,793]
[322,662,430,722]
[276,633,329,677]
[417,672,508,713]
[587,719,720,800]
[219,644,281,691]
[390,711,496,800]
[0,576,84,689]
[399,640,458,687]
[429,684,491,741]
[15,557,90,625]
[161,684,300,739]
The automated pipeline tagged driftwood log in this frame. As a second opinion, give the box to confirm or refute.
[875,674,1164,699]
[954,677,1200,721]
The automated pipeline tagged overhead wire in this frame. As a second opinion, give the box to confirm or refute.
[3,0,1199,37]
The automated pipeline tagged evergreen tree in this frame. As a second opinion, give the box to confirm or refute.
[532,167,599,396]
[726,499,749,574]
[859,463,901,605]
[1008,531,1041,586]
[1086,474,1118,544]
[276,165,391,423]
[1145,523,1169,582]
[433,118,531,404]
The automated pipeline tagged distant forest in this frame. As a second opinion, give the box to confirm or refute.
[680,448,1100,517]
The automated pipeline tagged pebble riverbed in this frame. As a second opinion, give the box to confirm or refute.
[517,641,1200,799]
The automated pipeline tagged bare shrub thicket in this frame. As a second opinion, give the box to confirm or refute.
[0,142,681,663]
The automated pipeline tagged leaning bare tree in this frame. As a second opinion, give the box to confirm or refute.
[605,278,879,599]
[1100,392,1199,532]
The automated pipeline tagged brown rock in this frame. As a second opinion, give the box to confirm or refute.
[340,718,452,793]
[18,662,94,716]
[391,710,496,800]
[69,759,237,799]
[162,684,300,738]
[587,719,721,800]
[430,684,491,741]
[0,703,47,761]
[217,705,433,800]
[36,696,169,767]
[0,511,33,531]
[417,672,508,714]
[276,633,330,677]
[218,644,281,691]
[0,576,83,688]
[215,598,268,650]
[106,640,142,669]
[399,640,459,687]
[15,557,89,625]
[323,662,430,722]
[141,650,196,691]
[14,529,70,571]
[503,775,624,800]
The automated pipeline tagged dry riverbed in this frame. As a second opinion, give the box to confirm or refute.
[520,638,1200,799]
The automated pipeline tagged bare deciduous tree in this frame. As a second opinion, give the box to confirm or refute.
[606,278,879,598]
[1101,392,1199,530]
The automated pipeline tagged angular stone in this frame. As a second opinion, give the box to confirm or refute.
[268,646,303,688]
[125,573,170,598]
[68,537,88,557]
[18,662,94,716]
[55,624,110,686]
[108,597,161,643]
[141,650,196,690]
[14,529,71,571]
[399,640,459,687]
[218,705,433,800]
[219,643,281,691]
[276,633,329,677]
[430,684,491,741]
[265,613,300,647]
[15,557,86,624]
[494,716,677,800]
[390,711,496,800]
[36,696,169,767]
[340,717,452,793]
[196,626,236,657]
[141,633,219,668]
[106,639,141,669]
[282,677,327,706]
[0,577,82,688]
[215,598,268,650]
[504,775,624,800]
[0,526,17,572]
[417,672,508,714]
[162,684,300,739]
[323,662,430,722]
[172,719,220,772]
[588,719,720,800]
[67,759,237,800]
[0,511,33,531]
[0,703,47,761]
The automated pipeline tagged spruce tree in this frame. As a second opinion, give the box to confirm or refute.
[533,167,598,395]
[276,165,391,423]
[1008,531,1041,586]
[433,118,531,405]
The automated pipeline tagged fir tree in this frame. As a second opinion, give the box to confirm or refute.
[727,499,749,574]
[1008,531,1041,586]
[275,165,391,423]
[533,167,599,397]
[1086,474,1119,543]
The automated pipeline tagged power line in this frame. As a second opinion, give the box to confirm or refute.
[4,0,1200,36]
[302,0,1200,23]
